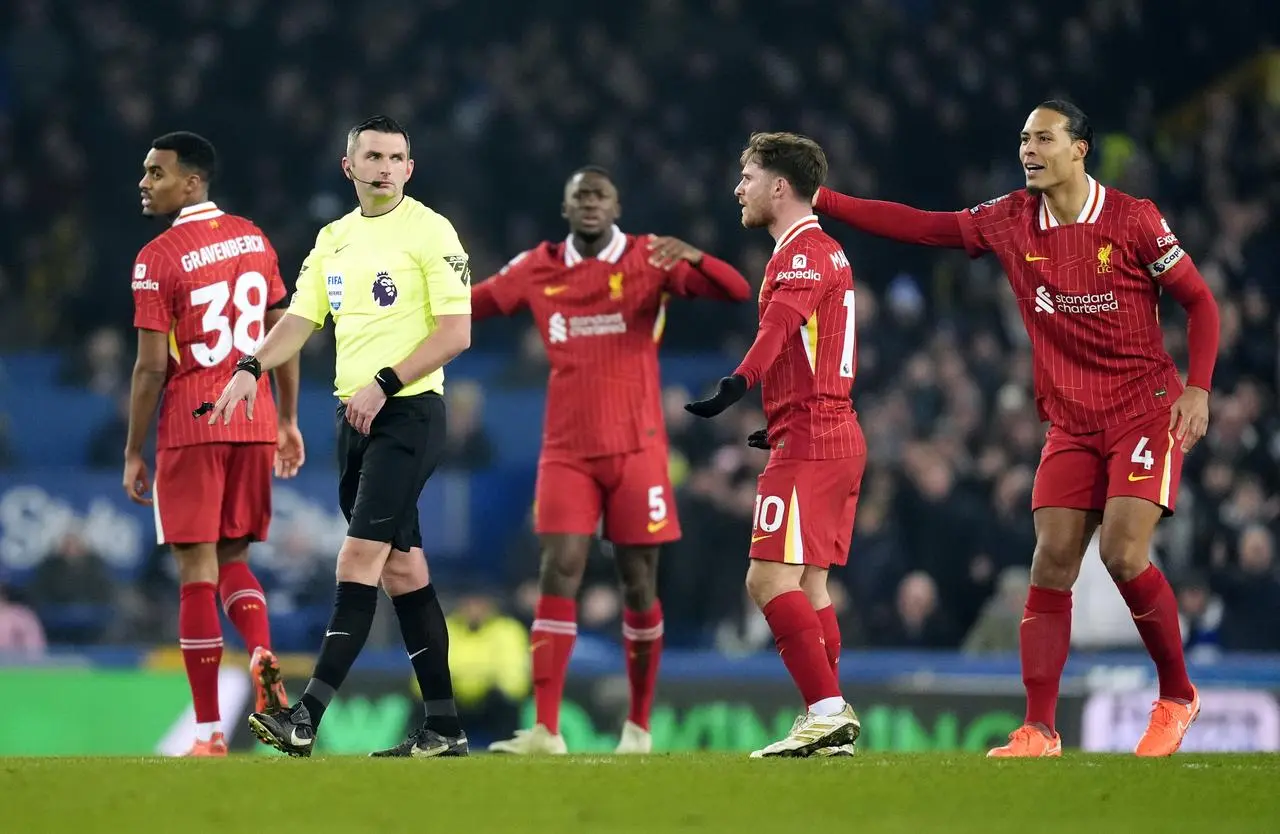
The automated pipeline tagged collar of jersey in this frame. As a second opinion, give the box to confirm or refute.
[773,214,821,252]
[564,225,625,266]
[172,201,224,227]
[1038,175,1106,229]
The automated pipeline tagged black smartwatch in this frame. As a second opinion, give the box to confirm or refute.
[375,367,404,397]
[235,355,263,380]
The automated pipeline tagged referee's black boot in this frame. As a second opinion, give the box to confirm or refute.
[369,724,469,758]
[247,702,316,758]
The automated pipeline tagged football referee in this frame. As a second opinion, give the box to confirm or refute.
[209,116,473,758]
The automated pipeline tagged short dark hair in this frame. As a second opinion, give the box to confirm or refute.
[347,115,411,157]
[1036,99,1093,157]
[151,131,217,183]
[740,132,828,200]
[568,165,613,184]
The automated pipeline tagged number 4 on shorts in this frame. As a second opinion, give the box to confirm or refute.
[1131,436,1155,470]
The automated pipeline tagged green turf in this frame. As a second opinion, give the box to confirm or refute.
[3,753,1278,833]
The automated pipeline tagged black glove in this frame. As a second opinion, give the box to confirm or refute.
[685,374,748,419]
[746,428,769,449]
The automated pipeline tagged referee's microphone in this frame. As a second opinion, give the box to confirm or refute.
[345,168,388,189]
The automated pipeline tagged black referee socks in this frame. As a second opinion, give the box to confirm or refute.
[300,581,379,728]
[393,584,462,737]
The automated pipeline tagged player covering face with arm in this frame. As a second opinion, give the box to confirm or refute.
[813,101,1220,758]
[470,167,751,755]
[210,116,473,759]
[686,132,864,758]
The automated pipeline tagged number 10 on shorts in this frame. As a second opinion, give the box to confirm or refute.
[753,493,786,534]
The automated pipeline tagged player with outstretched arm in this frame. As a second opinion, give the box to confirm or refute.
[813,100,1220,757]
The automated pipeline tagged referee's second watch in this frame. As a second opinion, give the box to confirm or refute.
[375,367,404,397]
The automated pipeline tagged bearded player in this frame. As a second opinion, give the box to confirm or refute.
[685,132,863,758]
[125,131,305,756]
[814,100,1220,757]
[472,166,752,754]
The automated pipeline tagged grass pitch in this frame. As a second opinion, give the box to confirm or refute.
[3,752,1278,833]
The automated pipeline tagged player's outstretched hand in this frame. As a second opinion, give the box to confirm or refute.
[208,369,259,425]
[275,422,306,478]
[685,374,748,419]
[647,235,704,270]
[122,452,153,506]
[746,428,770,450]
[1170,385,1210,453]
[344,381,387,436]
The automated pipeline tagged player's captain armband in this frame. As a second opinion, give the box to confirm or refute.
[1147,245,1186,278]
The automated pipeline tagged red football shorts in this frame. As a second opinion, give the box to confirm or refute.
[1032,406,1184,515]
[748,454,866,569]
[534,445,681,546]
[153,442,274,545]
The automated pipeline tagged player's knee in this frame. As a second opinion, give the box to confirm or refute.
[538,542,589,598]
[336,536,392,584]
[1098,527,1151,583]
[382,548,429,596]
[744,561,798,610]
[1029,540,1082,590]
[615,547,659,610]
[172,543,219,585]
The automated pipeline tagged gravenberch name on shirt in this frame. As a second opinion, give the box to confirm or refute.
[177,234,267,273]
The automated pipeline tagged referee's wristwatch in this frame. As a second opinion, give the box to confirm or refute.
[375,367,404,397]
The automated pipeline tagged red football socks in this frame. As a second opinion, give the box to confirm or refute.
[1020,585,1072,732]
[815,604,841,678]
[763,591,841,707]
[218,561,271,653]
[179,582,223,724]
[531,595,577,735]
[1117,564,1195,702]
[622,601,664,730]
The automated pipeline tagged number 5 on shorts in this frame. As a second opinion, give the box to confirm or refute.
[1132,436,1155,470]
[648,486,667,522]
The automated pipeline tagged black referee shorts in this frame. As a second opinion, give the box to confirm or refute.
[336,392,446,552]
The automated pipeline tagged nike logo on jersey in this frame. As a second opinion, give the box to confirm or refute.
[646,519,669,534]
[1025,254,1049,262]
[1128,473,1155,482]
[335,244,350,253]
[543,285,568,296]
[751,534,771,544]
[325,630,351,638]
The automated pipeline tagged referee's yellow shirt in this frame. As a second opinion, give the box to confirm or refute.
[291,196,472,399]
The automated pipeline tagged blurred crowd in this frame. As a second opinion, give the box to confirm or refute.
[2,0,1278,656]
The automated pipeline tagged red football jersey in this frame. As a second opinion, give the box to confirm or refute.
[131,202,287,449]
[757,216,864,460]
[477,227,723,459]
[957,177,1187,434]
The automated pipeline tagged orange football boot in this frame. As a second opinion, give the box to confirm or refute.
[250,646,288,714]
[987,724,1063,758]
[1135,686,1200,757]
[183,732,228,757]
